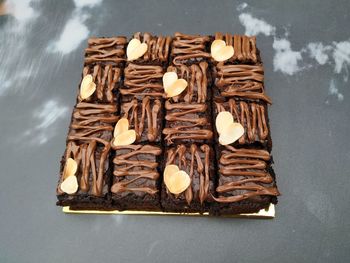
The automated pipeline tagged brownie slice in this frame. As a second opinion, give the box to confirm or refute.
[111,144,162,211]
[166,62,211,103]
[213,98,272,150]
[120,97,163,143]
[128,32,172,65]
[212,145,279,215]
[211,32,261,64]
[214,63,271,104]
[56,102,118,209]
[121,63,164,101]
[171,32,211,65]
[78,64,122,104]
[161,144,215,213]
[163,101,213,145]
[84,37,127,66]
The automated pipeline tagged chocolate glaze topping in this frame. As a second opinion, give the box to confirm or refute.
[132,32,172,63]
[163,101,213,144]
[172,32,211,65]
[81,64,121,103]
[167,62,209,103]
[216,64,264,83]
[111,145,162,195]
[121,97,162,142]
[215,99,269,145]
[122,63,164,98]
[166,144,212,204]
[214,146,280,203]
[214,33,258,63]
[85,37,127,65]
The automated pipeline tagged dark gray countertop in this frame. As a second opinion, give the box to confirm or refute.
[1,0,349,262]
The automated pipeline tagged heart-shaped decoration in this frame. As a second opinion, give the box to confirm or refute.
[80,74,96,100]
[216,111,244,145]
[163,72,188,98]
[211,39,234,62]
[112,118,136,146]
[164,164,191,195]
[60,158,78,194]
[127,38,148,61]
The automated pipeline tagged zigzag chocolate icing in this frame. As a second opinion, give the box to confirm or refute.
[167,62,209,103]
[85,37,127,65]
[214,146,280,203]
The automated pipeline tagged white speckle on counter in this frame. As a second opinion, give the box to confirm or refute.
[332,40,350,81]
[6,0,38,24]
[238,13,276,36]
[73,0,103,8]
[328,79,344,101]
[236,2,248,11]
[47,15,89,55]
[307,42,332,65]
[22,99,68,145]
[273,38,303,75]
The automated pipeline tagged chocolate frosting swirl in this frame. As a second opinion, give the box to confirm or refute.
[165,144,212,204]
[163,101,213,144]
[85,37,127,65]
[214,146,280,203]
[58,103,118,197]
[132,32,172,63]
[122,63,164,98]
[214,33,259,63]
[172,32,211,65]
[121,96,162,142]
[215,99,269,145]
[111,145,162,195]
[167,62,209,103]
[81,64,121,103]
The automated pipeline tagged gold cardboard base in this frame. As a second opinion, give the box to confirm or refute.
[62,204,275,218]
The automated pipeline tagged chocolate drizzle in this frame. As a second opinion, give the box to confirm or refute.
[215,99,269,145]
[167,62,209,103]
[85,37,127,65]
[81,64,121,103]
[121,63,164,98]
[214,146,280,203]
[214,33,258,63]
[163,101,213,144]
[166,144,212,204]
[121,97,162,142]
[111,145,162,195]
[172,32,211,65]
[132,32,172,63]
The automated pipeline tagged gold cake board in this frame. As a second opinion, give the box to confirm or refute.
[63,204,275,218]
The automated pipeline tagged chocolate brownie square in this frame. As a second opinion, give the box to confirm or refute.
[84,37,127,66]
[171,32,211,65]
[111,145,162,211]
[166,62,211,103]
[214,63,271,104]
[213,98,272,150]
[79,64,122,104]
[211,33,261,64]
[163,101,213,145]
[120,97,163,143]
[121,63,164,101]
[161,144,215,213]
[212,145,279,215]
[128,32,172,65]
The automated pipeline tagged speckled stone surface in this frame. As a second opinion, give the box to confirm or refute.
[0,0,349,262]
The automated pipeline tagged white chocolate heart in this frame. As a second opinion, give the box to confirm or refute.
[80,74,96,100]
[218,122,245,145]
[60,175,78,194]
[164,164,191,195]
[211,39,234,62]
[113,130,136,146]
[114,118,129,138]
[127,38,148,61]
[216,111,234,134]
[163,72,188,98]
[63,158,77,179]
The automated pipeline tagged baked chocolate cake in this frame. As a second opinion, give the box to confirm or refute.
[56,31,280,216]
